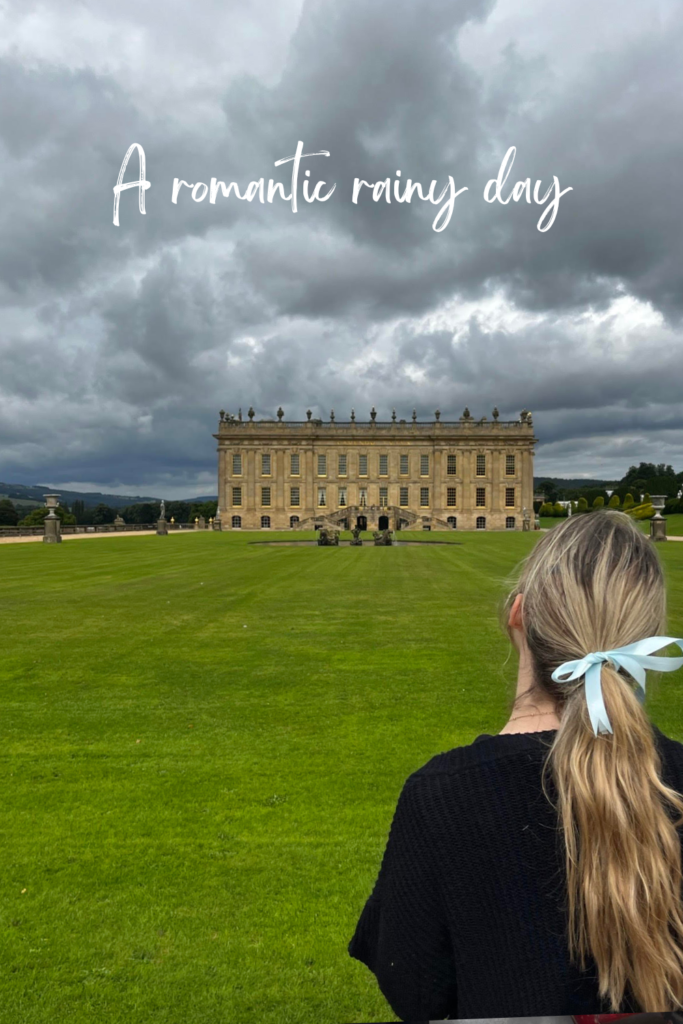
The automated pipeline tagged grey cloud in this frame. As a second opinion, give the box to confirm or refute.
[0,0,682,491]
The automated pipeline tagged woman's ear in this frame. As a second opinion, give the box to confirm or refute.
[508,592,524,633]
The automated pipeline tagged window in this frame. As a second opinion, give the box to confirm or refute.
[290,515,300,528]
[420,454,429,476]
[506,516,516,530]
[290,486,300,507]
[232,486,242,507]
[338,454,347,476]
[400,454,409,475]
[261,486,271,507]
[232,453,242,475]
[379,454,388,476]
[447,516,457,529]
[318,487,326,507]
[399,486,409,507]
[420,487,429,507]
[447,487,456,507]
[506,454,515,476]
[231,515,241,529]
[339,487,347,507]
[290,453,300,475]
[476,454,486,476]
[447,454,457,475]
[359,454,368,476]
[261,453,271,475]
[476,487,486,507]
[261,515,271,529]
[505,487,515,508]
[317,454,327,476]
[379,487,388,508]
[476,516,486,530]
[359,487,367,508]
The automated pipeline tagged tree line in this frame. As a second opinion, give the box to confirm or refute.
[0,499,218,527]
[535,462,683,517]
[537,493,660,519]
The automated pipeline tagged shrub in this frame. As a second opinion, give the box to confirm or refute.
[630,503,656,520]
[592,496,605,509]
[622,493,635,511]
[553,502,568,517]
[608,494,621,508]
[577,497,589,513]
[18,506,77,526]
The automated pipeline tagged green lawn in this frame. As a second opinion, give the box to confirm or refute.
[2,531,683,1024]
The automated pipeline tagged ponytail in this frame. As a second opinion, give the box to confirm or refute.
[505,511,683,1009]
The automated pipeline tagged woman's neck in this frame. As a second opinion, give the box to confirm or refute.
[499,638,561,734]
[499,706,561,734]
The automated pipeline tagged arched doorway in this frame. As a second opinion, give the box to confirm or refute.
[447,516,457,529]
[231,515,242,529]
[289,515,300,528]
[378,515,389,530]
[356,515,367,531]
[261,515,271,529]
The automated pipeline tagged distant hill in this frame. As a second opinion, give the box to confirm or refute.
[0,482,161,510]
[534,476,617,489]
[0,482,219,510]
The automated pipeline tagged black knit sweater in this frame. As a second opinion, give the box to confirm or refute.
[349,725,683,1020]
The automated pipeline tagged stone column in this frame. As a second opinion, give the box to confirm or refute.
[434,448,442,516]
[276,448,285,522]
[43,494,62,544]
[651,516,667,541]
[305,448,315,517]
[247,448,256,525]
[522,447,534,513]
[490,449,500,514]
[463,449,472,512]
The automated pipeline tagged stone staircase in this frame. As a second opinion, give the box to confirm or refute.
[293,505,455,531]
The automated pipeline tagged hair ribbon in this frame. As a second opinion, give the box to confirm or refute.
[551,637,683,736]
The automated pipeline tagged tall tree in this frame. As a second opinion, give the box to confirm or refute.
[0,499,19,526]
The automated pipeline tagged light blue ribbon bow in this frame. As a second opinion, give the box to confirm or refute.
[551,636,683,736]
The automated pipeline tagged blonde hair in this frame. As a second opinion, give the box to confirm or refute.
[503,510,683,1010]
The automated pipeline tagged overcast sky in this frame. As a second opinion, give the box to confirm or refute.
[0,0,681,498]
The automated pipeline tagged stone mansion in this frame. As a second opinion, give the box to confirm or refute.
[214,407,536,531]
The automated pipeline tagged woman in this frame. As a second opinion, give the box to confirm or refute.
[348,510,683,1018]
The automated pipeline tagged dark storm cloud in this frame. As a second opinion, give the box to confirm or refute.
[0,0,681,495]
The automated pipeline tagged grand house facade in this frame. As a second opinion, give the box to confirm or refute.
[214,407,537,531]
